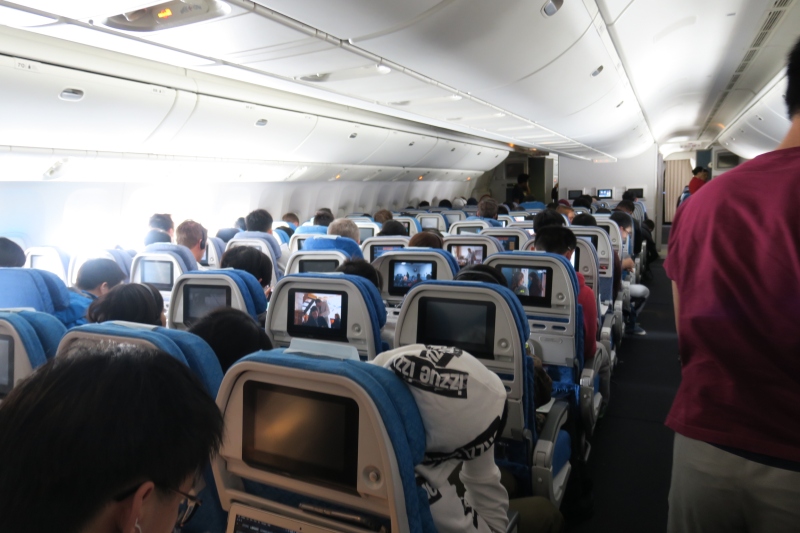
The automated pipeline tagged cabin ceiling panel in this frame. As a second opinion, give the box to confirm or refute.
[14,0,163,20]
[413,139,471,168]
[243,47,376,80]
[298,70,448,105]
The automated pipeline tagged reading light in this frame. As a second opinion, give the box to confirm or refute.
[542,0,564,17]
[591,66,604,77]
[377,65,392,74]
[157,8,172,18]
[467,177,472,181]
[335,174,341,179]
[59,89,84,101]
[254,119,268,127]
[418,176,423,180]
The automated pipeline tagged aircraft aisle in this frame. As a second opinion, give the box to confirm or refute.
[568,258,681,533]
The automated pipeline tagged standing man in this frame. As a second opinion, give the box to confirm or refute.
[665,38,800,532]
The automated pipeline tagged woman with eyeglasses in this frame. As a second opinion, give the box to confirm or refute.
[0,344,223,533]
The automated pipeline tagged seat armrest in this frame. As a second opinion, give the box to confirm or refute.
[506,511,519,533]
[533,400,569,469]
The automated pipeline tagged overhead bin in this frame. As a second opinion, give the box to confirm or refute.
[288,117,389,164]
[359,130,437,167]
[453,146,508,171]
[413,139,471,168]
[0,54,176,151]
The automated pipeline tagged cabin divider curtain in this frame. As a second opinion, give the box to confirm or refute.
[664,160,693,223]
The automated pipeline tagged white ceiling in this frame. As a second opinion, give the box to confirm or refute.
[2,0,798,161]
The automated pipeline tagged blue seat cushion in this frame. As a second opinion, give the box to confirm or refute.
[0,312,48,369]
[302,236,364,260]
[466,215,504,228]
[155,327,223,396]
[17,311,66,360]
[144,243,198,272]
[231,231,283,263]
[294,225,329,235]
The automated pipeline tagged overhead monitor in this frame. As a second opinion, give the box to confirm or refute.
[287,290,348,340]
[626,188,644,198]
[456,225,482,235]
[498,266,554,308]
[447,244,486,267]
[243,382,359,491]
[141,259,174,291]
[493,235,519,252]
[416,297,496,360]
[419,216,439,229]
[389,260,436,296]
[0,334,13,398]
[568,190,583,200]
[298,260,339,274]
[183,285,231,326]
[597,189,613,199]
[357,227,374,243]
[370,244,404,262]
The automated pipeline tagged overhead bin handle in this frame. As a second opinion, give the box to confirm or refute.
[59,89,84,102]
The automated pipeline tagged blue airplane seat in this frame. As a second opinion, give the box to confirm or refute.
[143,243,198,272]
[0,310,66,369]
[294,225,328,235]
[466,215,505,228]
[229,231,283,263]
[215,227,241,243]
[0,268,88,328]
[174,269,267,323]
[273,228,290,245]
[519,201,547,210]
[105,249,134,279]
[405,247,460,276]
[204,237,227,267]
[301,235,364,260]
[213,348,436,533]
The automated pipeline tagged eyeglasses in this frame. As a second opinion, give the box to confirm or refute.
[113,480,203,529]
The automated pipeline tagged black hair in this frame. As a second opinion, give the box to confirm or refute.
[477,197,499,219]
[610,211,633,231]
[517,173,529,185]
[691,166,707,175]
[497,204,510,215]
[75,259,126,291]
[234,217,247,231]
[418,201,430,208]
[595,207,612,214]
[437,199,453,208]
[245,209,273,232]
[313,210,335,227]
[317,207,333,215]
[144,229,171,246]
[149,213,173,232]
[788,37,800,117]
[622,190,636,201]
[615,200,636,213]
[534,226,578,256]
[336,259,383,290]
[643,219,655,232]
[545,202,559,210]
[466,197,478,206]
[571,213,598,227]
[533,209,566,233]
[377,220,408,236]
[455,264,507,286]
[189,308,272,372]
[408,231,443,249]
[0,237,25,267]
[572,197,592,209]
[86,283,164,325]
[220,246,272,287]
[0,345,223,533]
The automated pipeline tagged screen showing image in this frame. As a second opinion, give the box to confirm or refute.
[448,244,486,267]
[499,266,554,308]
[457,226,482,235]
[389,260,436,296]
[494,235,519,252]
[296,238,305,251]
[419,217,439,229]
[298,260,339,273]
[568,190,582,200]
[416,298,496,360]
[513,216,527,222]
[243,382,359,491]
[445,213,462,225]
[141,260,174,290]
[571,247,580,270]
[398,220,411,233]
[287,290,347,340]
[370,245,404,262]
[358,227,374,243]
[233,515,298,533]
[597,189,613,199]
[0,335,13,397]
[184,285,231,325]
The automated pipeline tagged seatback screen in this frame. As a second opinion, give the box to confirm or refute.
[141,260,174,291]
[494,235,519,251]
[358,227,374,243]
[183,285,231,326]
[286,290,347,340]
[398,220,411,233]
[419,216,439,229]
[243,382,359,491]
[370,245,404,262]
[457,225,482,235]
[571,246,580,270]
[448,244,486,267]
[389,260,436,296]
[499,266,554,308]
[298,260,339,273]
[444,213,462,225]
[416,297,496,360]
[0,335,14,398]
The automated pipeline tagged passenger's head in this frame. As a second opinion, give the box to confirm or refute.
[595,207,612,214]
[0,237,25,267]
[556,204,575,222]
[455,264,507,286]
[189,308,272,372]
[0,345,223,533]
[221,246,273,288]
[313,210,335,227]
[438,199,453,208]
[691,166,709,180]
[327,218,360,243]
[336,259,383,290]
[408,231,443,249]
[234,217,247,231]
[534,226,578,259]
[498,204,509,215]
[149,213,174,236]
[643,219,655,232]
[373,209,393,224]
[572,196,592,209]
[571,213,598,227]
[533,209,566,233]
[87,282,165,326]
[75,258,126,297]
[144,228,172,246]
[281,212,300,226]
[610,211,633,239]
[418,200,430,208]
[377,220,408,236]
[477,197,499,219]
[466,197,478,206]
[614,200,635,214]
[176,220,207,262]
[245,209,273,233]
[622,190,637,202]
[452,197,467,209]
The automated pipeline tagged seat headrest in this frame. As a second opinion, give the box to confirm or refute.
[294,225,329,235]
[273,228,290,245]
[16,310,67,360]
[301,236,364,260]
[230,231,282,262]
[215,228,241,243]
[183,269,268,319]
[143,243,199,272]
[0,311,51,369]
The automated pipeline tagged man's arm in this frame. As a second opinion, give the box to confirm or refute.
[672,281,680,336]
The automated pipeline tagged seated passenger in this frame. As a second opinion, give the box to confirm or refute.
[0,237,25,267]
[418,200,430,208]
[146,213,173,245]
[510,270,529,296]
[453,197,467,209]
[245,208,290,272]
[556,205,575,223]
[533,210,566,233]
[313,209,334,227]
[188,307,272,372]
[467,197,478,206]
[87,282,166,326]
[373,209,393,224]
[377,220,408,237]
[215,227,240,243]
[609,212,650,336]
[176,220,207,263]
[408,231,443,249]
[144,228,172,246]
[282,212,300,228]
[327,218,361,244]
[335,258,383,290]
[70,258,128,318]
[0,345,223,533]
[467,198,503,227]
[572,213,621,301]
[534,226,597,359]
[220,246,272,293]
[572,196,593,210]
[438,199,453,208]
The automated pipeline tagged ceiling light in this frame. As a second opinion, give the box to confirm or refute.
[418,176,423,180]
[449,95,462,101]
[377,65,392,74]
[591,66,604,77]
